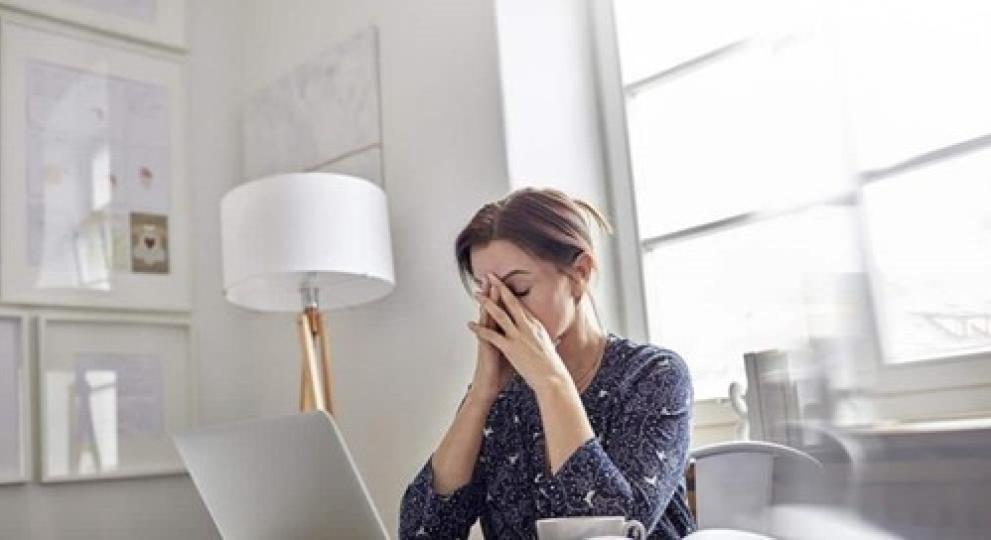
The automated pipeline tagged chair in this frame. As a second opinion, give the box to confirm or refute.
[690,441,822,534]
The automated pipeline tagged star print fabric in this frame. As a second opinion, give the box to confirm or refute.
[399,334,696,539]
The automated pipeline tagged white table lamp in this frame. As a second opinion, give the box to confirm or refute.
[220,173,395,414]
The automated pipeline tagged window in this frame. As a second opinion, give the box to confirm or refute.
[604,0,991,400]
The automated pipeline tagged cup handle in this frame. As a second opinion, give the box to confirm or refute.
[623,519,646,539]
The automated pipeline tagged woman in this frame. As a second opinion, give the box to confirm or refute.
[400,188,695,539]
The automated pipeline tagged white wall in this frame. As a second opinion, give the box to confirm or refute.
[0,0,253,537]
[239,0,510,536]
[494,0,624,335]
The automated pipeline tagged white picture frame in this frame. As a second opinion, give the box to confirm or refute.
[37,312,194,483]
[0,18,191,312]
[0,311,31,484]
[0,0,186,50]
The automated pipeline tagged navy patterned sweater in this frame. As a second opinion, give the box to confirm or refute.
[399,333,696,539]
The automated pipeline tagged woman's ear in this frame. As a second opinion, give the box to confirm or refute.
[568,252,594,300]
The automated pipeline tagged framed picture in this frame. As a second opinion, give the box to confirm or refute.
[37,313,194,482]
[0,311,31,484]
[243,26,385,187]
[0,18,191,312]
[0,0,186,50]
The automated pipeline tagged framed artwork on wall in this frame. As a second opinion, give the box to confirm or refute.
[37,313,194,482]
[243,26,385,187]
[0,311,31,484]
[0,0,186,50]
[0,18,191,311]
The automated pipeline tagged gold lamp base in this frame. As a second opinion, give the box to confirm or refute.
[297,306,335,415]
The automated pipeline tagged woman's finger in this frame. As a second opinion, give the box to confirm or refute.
[488,274,529,327]
[475,291,491,327]
[522,307,540,329]
[467,321,508,351]
[478,295,517,336]
[485,280,499,325]
[475,279,497,326]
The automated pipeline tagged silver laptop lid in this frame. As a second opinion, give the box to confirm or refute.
[175,411,389,540]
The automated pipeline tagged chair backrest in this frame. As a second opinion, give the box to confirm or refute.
[691,441,822,532]
[743,350,801,446]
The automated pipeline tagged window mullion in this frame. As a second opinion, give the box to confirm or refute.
[622,39,751,97]
[639,192,857,252]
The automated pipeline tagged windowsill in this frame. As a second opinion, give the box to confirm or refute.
[874,350,991,396]
[851,413,991,435]
[691,387,991,434]
[692,398,738,428]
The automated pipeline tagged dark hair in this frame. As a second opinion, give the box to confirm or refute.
[454,187,613,292]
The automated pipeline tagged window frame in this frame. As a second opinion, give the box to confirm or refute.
[589,0,991,423]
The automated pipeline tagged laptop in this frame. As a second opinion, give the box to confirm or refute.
[175,411,390,540]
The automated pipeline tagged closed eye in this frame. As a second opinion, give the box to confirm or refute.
[512,288,531,298]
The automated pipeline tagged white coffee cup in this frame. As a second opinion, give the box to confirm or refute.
[535,516,647,540]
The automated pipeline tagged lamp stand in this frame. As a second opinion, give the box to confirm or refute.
[297,294,335,415]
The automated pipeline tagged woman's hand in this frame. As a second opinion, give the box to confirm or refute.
[467,274,570,394]
[467,278,516,403]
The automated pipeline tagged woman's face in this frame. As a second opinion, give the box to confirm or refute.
[469,240,579,344]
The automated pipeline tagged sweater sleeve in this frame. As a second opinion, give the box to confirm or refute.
[534,349,693,535]
[399,455,485,539]
[398,391,487,539]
